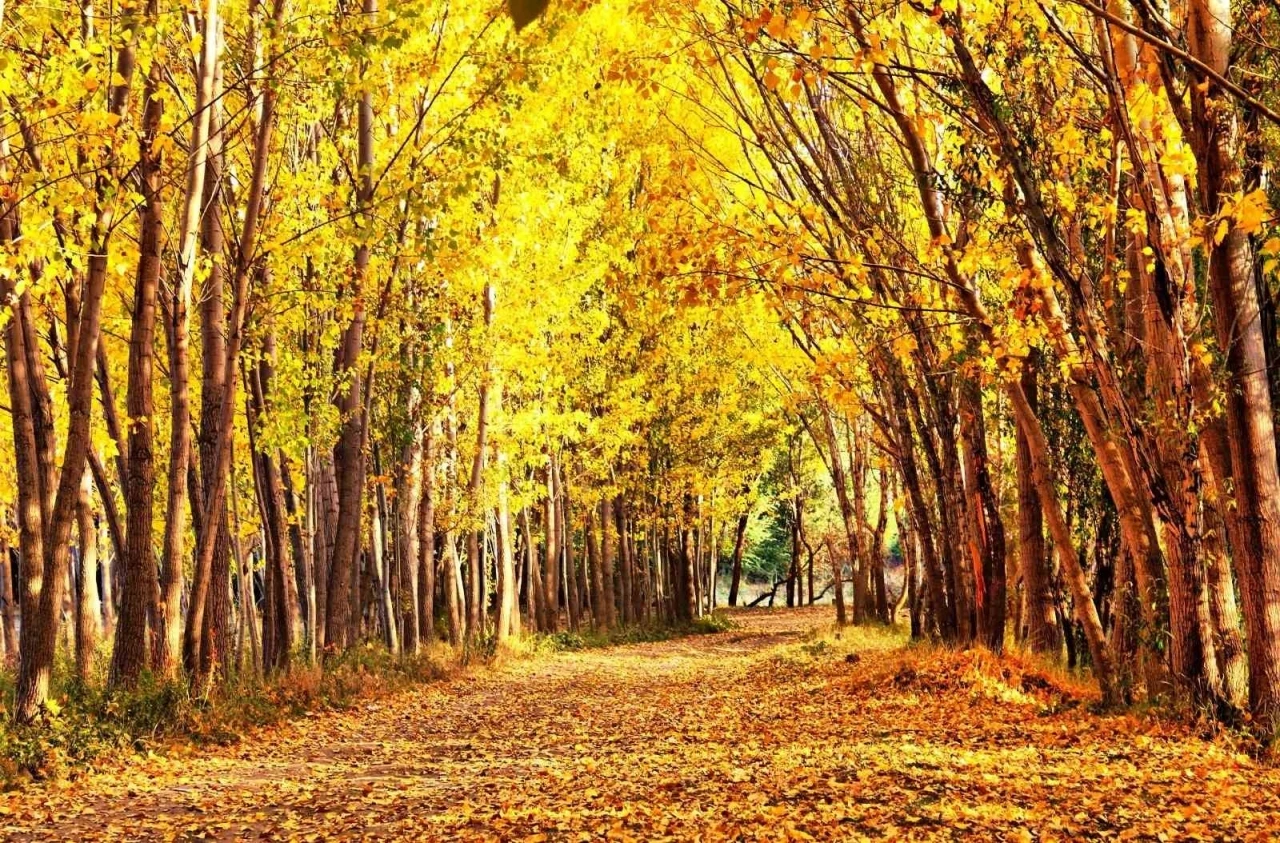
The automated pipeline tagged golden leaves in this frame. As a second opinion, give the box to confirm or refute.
[6,609,1280,840]
[1159,139,1197,180]
[1205,189,1273,250]
[1233,189,1271,236]
[891,332,918,361]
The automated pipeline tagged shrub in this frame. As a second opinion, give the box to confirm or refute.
[692,611,737,634]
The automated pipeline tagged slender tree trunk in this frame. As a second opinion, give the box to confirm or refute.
[184,0,282,685]
[99,514,115,641]
[249,346,302,667]
[418,417,437,645]
[496,469,517,643]
[586,505,605,629]
[1017,353,1061,656]
[615,495,633,625]
[872,485,890,623]
[372,480,398,654]
[398,426,423,655]
[826,534,848,627]
[231,473,260,678]
[157,0,220,680]
[1186,0,1280,731]
[463,285,494,642]
[74,473,100,681]
[541,462,559,633]
[822,407,865,623]
[190,59,231,666]
[325,0,377,653]
[600,499,620,627]
[959,377,1007,650]
[0,535,16,667]
[727,512,748,608]
[523,507,544,631]
[112,49,166,688]
[280,458,312,660]
[562,473,580,632]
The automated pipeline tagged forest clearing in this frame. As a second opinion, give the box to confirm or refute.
[5,607,1279,842]
[10,0,1280,835]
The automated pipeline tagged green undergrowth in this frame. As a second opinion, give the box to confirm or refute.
[0,641,456,786]
[766,621,909,671]
[0,614,737,787]
[534,611,738,653]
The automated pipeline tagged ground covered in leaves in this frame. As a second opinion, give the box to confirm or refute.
[5,607,1280,841]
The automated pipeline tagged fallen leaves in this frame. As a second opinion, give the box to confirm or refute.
[3,608,1280,840]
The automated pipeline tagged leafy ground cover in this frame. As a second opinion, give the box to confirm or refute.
[3,607,1278,841]
[0,615,732,787]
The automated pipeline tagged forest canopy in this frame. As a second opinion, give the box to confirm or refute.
[4,0,1280,759]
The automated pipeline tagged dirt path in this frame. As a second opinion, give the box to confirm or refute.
[5,608,1280,841]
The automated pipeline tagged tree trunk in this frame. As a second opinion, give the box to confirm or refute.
[0,534,17,667]
[372,480,398,655]
[615,496,633,625]
[872,485,890,624]
[418,418,437,645]
[798,416,845,620]
[826,534,847,627]
[398,426,423,655]
[600,499,620,627]
[325,0,377,654]
[586,505,606,629]
[959,376,1007,651]
[727,512,748,608]
[542,465,559,633]
[249,347,302,668]
[1017,354,1061,656]
[74,473,100,681]
[1187,0,1280,732]
[112,51,166,688]
[184,0,282,685]
[496,470,517,643]
[157,0,220,680]
[562,473,580,632]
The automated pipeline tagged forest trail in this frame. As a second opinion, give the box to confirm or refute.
[5,608,1280,841]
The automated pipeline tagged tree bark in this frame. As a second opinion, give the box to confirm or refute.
[184,0,284,685]
[157,0,220,680]
[727,512,749,609]
[418,417,437,645]
[1016,354,1061,657]
[10,2,140,721]
[74,473,100,681]
[112,49,167,688]
[541,460,559,633]
[959,376,1007,651]
[1186,0,1280,732]
[600,499,620,626]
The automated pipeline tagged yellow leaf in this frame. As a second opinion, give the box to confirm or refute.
[1235,188,1271,235]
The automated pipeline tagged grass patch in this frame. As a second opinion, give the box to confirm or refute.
[533,610,739,653]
